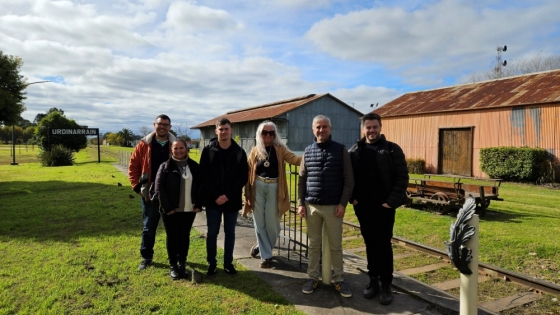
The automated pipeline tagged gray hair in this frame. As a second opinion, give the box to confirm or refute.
[312,115,332,128]
[255,121,285,161]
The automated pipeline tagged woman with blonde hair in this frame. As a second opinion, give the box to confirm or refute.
[243,121,301,268]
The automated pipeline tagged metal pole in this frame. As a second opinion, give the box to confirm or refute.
[321,221,332,285]
[460,214,479,315]
[11,125,18,165]
[97,131,100,163]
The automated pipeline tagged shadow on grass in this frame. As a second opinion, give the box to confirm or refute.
[405,202,534,223]
[0,180,140,241]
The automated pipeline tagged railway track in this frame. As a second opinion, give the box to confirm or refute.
[342,220,560,314]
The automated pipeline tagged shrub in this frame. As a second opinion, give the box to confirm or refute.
[407,158,425,174]
[480,147,554,183]
[38,144,75,166]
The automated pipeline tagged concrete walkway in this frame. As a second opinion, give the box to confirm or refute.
[192,212,453,315]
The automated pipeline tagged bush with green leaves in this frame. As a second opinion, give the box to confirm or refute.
[34,110,87,152]
[407,158,425,174]
[480,146,555,183]
[38,144,75,166]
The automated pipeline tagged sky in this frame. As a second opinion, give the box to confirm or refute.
[2,0,560,137]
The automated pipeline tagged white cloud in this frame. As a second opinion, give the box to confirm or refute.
[0,0,151,49]
[2,0,559,136]
[163,1,243,31]
[305,0,560,74]
[263,0,333,9]
[332,85,403,115]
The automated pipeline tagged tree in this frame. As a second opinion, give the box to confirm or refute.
[12,125,23,143]
[22,126,36,143]
[172,122,192,142]
[138,126,150,137]
[104,132,122,146]
[35,111,87,152]
[0,51,27,125]
[471,53,560,82]
[118,128,134,147]
[0,125,10,143]
[34,107,64,124]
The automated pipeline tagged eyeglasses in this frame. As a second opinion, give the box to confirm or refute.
[156,123,171,127]
[261,130,275,136]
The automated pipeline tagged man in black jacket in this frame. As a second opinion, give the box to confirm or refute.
[349,113,408,305]
[199,118,248,277]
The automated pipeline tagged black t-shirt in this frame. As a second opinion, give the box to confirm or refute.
[364,143,389,204]
[256,146,279,178]
[151,139,170,180]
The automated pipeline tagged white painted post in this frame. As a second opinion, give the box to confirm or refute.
[460,214,479,315]
[321,221,332,285]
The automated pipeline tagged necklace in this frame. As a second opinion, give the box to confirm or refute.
[181,165,190,179]
[263,146,271,167]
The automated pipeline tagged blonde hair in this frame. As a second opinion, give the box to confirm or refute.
[255,121,285,161]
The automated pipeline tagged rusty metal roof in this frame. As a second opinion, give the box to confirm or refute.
[374,69,560,117]
[192,93,360,128]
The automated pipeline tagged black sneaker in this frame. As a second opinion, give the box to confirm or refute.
[259,258,272,268]
[250,243,260,258]
[302,279,319,294]
[206,264,217,277]
[178,264,190,280]
[224,264,238,275]
[138,259,152,271]
[364,277,380,299]
[334,281,353,298]
[379,284,393,305]
[169,265,181,280]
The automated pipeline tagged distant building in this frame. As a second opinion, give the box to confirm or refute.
[191,93,363,152]
[372,69,560,179]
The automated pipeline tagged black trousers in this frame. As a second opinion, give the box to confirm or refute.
[161,211,196,266]
[354,203,396,285]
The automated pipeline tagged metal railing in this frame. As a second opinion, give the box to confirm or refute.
[279,164,309,268]
[118,151,132,167]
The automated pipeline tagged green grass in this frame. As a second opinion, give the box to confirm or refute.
[3,144,559,312]
[0,145,303,315]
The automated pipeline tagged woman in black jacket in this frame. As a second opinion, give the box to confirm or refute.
[155,139,202,280]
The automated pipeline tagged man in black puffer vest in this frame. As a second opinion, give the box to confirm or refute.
[297,115,354,298]
[349,113,409,306]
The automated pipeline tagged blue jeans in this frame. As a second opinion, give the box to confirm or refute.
[206,207,238,266]
[140,198,161,260]
[253,180,279,260]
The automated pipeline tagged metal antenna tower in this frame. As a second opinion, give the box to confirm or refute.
[495,45,507,78]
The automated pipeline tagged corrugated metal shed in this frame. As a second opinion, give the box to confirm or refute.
[191,93,362,129]
[369,69,560,180]
[375,69,560,117]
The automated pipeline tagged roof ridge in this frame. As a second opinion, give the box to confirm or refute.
[227,94,318,114]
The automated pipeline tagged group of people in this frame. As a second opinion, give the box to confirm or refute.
[128,116,247,280]
[127,112,408,306]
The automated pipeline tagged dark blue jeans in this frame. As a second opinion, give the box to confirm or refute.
[206,207,238,266]
[141,197,161,260]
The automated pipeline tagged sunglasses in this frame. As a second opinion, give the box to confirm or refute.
[261,130,276,136]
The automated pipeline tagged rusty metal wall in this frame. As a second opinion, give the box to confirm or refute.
[381,103,560,178]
